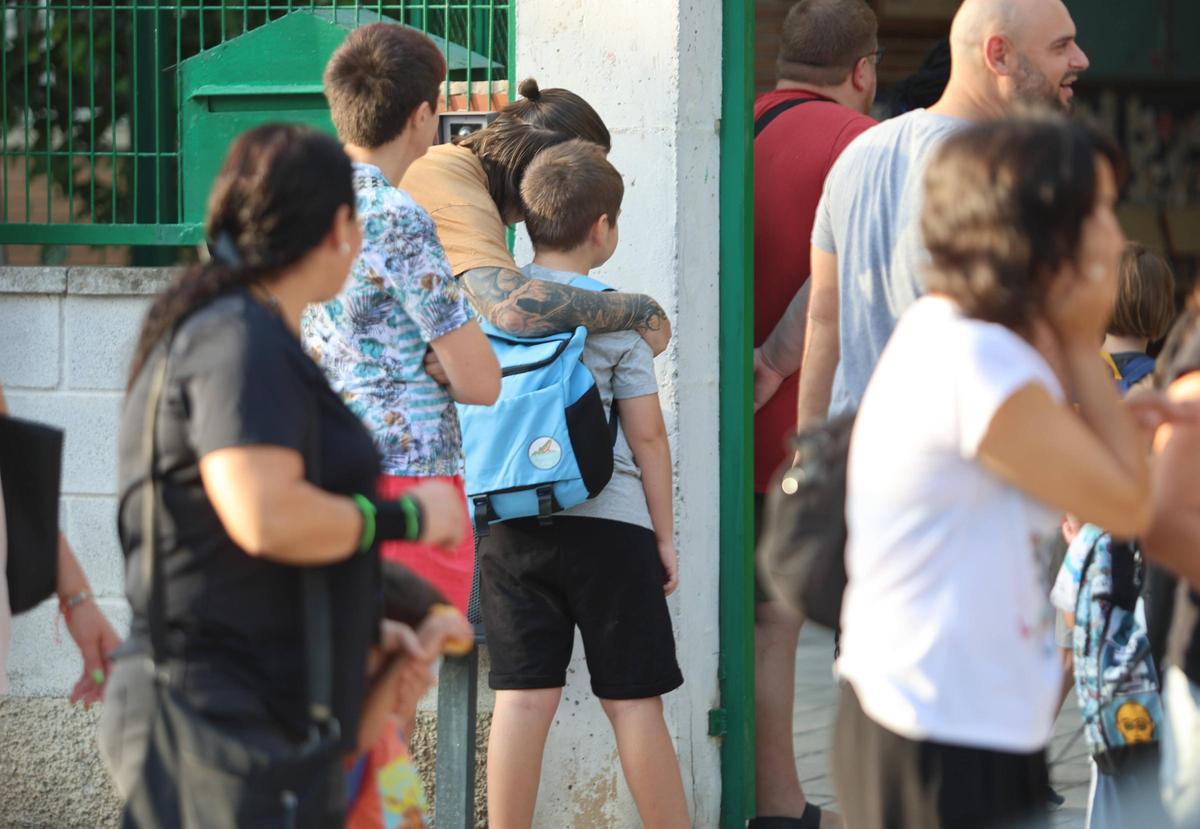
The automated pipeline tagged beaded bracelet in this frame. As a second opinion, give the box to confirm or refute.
[398,495,422,542]
[352,494,377,554]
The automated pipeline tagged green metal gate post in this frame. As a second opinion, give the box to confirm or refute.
[717,0,755,824]
[435,651,479,826]
[131,4,174,265]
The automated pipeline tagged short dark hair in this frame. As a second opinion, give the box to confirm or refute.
[458,78,611,221]
[922,114,1126,332]
[324,23,446,148]
[777,0,878,86]
[1109,242,1176,341]
[521,140,623,252]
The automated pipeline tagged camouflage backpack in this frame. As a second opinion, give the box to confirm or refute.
[1071,525,1164,775]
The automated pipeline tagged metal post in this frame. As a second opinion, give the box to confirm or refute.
[131,2,173,264]
[717,0,756,823]
[435,650,478,828]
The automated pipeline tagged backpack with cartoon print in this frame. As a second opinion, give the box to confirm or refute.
[1071,526,1165,775]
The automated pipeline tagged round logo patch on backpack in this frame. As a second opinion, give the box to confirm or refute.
[528,437,563,470]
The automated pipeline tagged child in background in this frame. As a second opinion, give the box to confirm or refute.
[349,562,475,829]
[1051,242,1176,829]
[1102,243,1176,394]
[477,140,689,829]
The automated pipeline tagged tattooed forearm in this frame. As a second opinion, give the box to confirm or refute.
[461,266,669,340]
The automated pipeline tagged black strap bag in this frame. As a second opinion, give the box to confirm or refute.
[756,414,854,630]
[0,415,63,614]
[121,348,345,829]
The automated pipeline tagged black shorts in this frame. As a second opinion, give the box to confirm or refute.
[833,684,1050,829]
[478,515,683,699]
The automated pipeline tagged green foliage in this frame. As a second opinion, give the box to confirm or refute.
[1,1,507,251]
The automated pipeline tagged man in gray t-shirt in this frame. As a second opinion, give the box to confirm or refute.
[811,109,964,417]
[797,0,1089,425]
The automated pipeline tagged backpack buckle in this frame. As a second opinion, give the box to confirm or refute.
[536,486,555,526]
[472,496,491,538]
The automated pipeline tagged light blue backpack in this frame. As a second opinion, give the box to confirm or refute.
[456,276,617,535]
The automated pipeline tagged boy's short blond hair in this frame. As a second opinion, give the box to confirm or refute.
[520,139,623,252]
[1109,243,1176,342]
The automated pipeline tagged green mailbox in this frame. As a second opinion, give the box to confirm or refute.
[178,8,502,227]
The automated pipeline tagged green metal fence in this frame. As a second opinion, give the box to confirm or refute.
[0,1,513,247]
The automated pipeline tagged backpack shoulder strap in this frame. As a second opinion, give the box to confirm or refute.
[1074,536,1103,619]
[569,275,614,293]
[754,96,830,139]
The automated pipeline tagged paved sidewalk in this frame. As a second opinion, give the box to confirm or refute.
[791,625,1091,827]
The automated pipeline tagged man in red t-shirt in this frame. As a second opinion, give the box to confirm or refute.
[750,2,878,827]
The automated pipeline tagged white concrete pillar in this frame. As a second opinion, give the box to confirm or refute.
[513,1,724,824]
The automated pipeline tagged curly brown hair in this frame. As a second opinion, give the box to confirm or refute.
[922,114,1125,332]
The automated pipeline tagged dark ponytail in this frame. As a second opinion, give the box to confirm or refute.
[457,78,611,221]
[127,124,354,387]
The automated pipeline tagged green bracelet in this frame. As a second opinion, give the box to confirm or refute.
[398,495,421,542]
[352,494,377,554]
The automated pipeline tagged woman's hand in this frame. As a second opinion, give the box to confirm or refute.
[1045,266,1118,350]
[64,600,120,707]
[405,480,467,549]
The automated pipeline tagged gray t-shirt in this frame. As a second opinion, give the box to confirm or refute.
[522,263,659,532]
[812,108,966,417]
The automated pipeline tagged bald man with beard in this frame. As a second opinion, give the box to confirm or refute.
[795,0,1088,428]
[765,1,1087,826]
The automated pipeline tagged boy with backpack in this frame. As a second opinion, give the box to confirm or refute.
[475,140,689,829]
[1101,243,1176,394]
[1049,242,1177,828]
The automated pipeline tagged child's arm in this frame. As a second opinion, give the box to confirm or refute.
[620,394,679,595]
[356,622,433,755]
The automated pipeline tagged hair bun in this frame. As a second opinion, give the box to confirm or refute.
[518,78,541,101]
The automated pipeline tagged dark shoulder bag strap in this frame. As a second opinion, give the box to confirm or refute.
[139,347,172,663]
[300,391,337,737]
[754,95,830,139]
[139,344,337,739]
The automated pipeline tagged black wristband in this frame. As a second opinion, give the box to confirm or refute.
[373,496,425,543]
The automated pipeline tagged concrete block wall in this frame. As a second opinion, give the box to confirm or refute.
[1,267,175,695]
[514,0,724,824]
[0,266,175,827]
[1,3,727,821]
